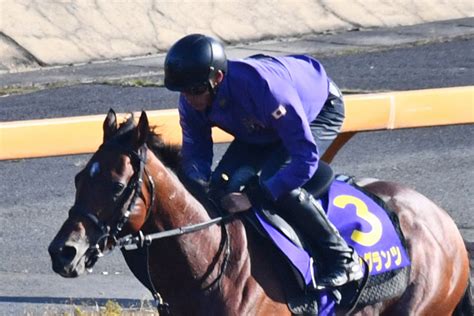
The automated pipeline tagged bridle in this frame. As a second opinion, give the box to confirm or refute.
[71,142,155,260]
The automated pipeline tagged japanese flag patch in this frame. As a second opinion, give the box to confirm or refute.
[272,104,287,120]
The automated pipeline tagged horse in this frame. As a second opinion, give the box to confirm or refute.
[49,110,472,315]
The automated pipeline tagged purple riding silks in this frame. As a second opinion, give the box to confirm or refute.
[254,179,410,315]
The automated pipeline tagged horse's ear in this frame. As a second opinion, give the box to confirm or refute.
[134,111,149,148]
[103,109,118,142]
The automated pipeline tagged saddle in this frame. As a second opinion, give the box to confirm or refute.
[244,161,411,315]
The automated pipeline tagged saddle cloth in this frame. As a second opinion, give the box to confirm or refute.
[248,178,411,315]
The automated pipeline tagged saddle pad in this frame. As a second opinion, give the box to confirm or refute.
[326,180,410,275]
[254,179,410,285]
[254,179,411,316]
[357,265,411,307]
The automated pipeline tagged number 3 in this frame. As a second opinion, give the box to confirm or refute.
[333,195,382,246]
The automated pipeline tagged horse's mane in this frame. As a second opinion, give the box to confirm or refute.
[114,115,220,214]
[146,129,182,171]
[114,115,182,171]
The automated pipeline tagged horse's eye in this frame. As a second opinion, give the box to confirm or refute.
[112,182,125,196]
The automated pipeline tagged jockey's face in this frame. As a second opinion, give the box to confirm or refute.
[182,86,212,112]
[182,70,224,112]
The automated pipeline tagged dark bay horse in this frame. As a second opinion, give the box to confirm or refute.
[49,110,471,315]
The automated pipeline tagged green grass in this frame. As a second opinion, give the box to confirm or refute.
[0,85,42,96]
[0,77,164,97]
[23,299,159,315]
[118,78,162,87]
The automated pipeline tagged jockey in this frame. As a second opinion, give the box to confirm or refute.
[164,33,363,288]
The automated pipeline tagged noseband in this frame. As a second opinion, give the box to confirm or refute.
[72,142,155,259]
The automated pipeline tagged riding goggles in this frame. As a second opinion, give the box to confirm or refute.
[183,83,209,95]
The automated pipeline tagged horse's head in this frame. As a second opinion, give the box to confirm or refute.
[48,109,155,277]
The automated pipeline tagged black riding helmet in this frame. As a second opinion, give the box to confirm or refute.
[164,34,227,92]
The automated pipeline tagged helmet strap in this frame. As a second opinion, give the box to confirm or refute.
[208,80,218,99]
[208,67,224,99]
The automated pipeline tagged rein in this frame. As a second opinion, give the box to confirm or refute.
[116,215,233,250]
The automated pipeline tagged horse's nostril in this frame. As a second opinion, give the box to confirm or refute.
[60,246,77,263]
[50,244,78,265]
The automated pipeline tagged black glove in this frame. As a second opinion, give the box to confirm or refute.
[208,173,230,205]
[243,176,275,210]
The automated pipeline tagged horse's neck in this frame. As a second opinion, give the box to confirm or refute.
[150,158,215,231]
[134,154,287,314]
[146,155,227,286]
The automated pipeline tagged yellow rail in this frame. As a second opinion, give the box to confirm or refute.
[1,86,472,160]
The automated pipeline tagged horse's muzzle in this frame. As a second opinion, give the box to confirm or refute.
[48,239,87,278]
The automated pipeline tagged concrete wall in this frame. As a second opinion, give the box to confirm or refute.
[1,0,473,70]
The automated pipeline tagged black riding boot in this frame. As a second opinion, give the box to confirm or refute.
[277,188,363,288]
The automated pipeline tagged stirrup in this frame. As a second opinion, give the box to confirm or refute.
[316,271,348,289]
[347,249,364,282]
[347,261,364,282]
[316,260,363,289]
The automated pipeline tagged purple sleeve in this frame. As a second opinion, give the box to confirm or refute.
[178,95,213,182]
[261,93,319,200]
